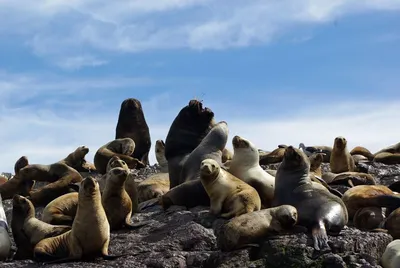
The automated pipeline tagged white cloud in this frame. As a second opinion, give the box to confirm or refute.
[0,85,399,173]
[1,0,400,67]
[55,55,108,70]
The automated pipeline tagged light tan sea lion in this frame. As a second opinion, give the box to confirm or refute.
[0,193,11,260]
[217,205,298,251]
[330,136,356,173]
[33,177,125,263]
[102,167,148,231]
[309,153,325,178]
[222,148,233,163]
[42,192,78,225]
[19,163,83,207]
[58,146,96,174]
[352,154,370,164]
[0,156,33,200]
[12,195,71,260]
[381,239,400,268]
[137,173,170,203]
[200,158,261,219]
[228,135,275,208]
[273,146,348,251]
[375,142,400,156]
[259,147,285,165]
[353,207,385,231]
[165,99,216,188]
[115,98,152,166]
[155,139,168,172]
[350,146,374,160]
[94,138,145,174]
[374,152,400,165]
[341,185,400,219]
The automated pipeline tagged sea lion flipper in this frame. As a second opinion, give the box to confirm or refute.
[102,253,129,260]
[124,219,151,230]
[138,198,160,211]
[311,221,330,251]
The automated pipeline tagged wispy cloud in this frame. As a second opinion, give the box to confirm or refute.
[55,55,108,70]
[1,1,400,67]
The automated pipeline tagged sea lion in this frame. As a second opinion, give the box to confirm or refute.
[341,185,400,219]
[273,146,348,251]
[34,177,122,263]
[222,148,233,163]
[0,175,7,186]
[228,135,275,208]
[102,167,147,230]
[0,156,33,200]
[259,147,285,165]
[165,99,216,188]
[330,136,356,173]
[0,193,11,260]
[200,158,261,218]
[322,172,376,186]
[12,195,71,260]
[374,152,400,165]
[115,98,151,166]
[217,205,298,251]
[58,146,96,174]
[352,154,370,164]
[42,193,78,225]
[161,179,210,209]
[155,139,168,172]
[137,173,170,203]
[383,208,400,239]
[19,163,83,207]
[350,146,374,160]
[309,153,325,178]
[381,239,400,268]
[94,138,145,175]
[353,207,385,231]
[375,142,400,156]
[299,143,332,162]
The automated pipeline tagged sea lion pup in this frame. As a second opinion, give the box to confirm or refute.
[19,163,83,207]
[0,193,11,260]
[228,135,275,208]
[58,146,96,174]
[115,98,151,166]
[217,205,298,252]
[155,139,168,172]
[382,239,400,268]
[272,146,348,251]
[222,148,233,163]
[330,136,356,173]
[94,138,145,175]
[374,152,400,165]
[352,207,385,231]
[34,177,124,263]
[341,185,400,219]
[0,156,33,200]
[200,159,261,218]
[309,153,325,178]
[42,193,78,225]
[259,147,285,165]
[322,171,376,187]
[375,142,400,156]
[350,146,374,160]
[165,99,216,188]
[299,143,332,163]
[137,174,170,203]
[12,195,71,260]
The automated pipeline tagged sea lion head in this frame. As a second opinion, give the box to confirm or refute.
[106,155,129,173]
[273,205,298,230]
[309,153,325,171]
[281,146,310,171]
[232,135,258,163]
[334,136,347,150]
[108,167,129,185]
[12,194,35,217]
[353,207,384,231]
[155,140,167,164]
[74,146,89,158]
[200,159,220,182]
[14,156,29,175]
[121,98,143,111]
[81,176,100,197]
[120,138,136,155]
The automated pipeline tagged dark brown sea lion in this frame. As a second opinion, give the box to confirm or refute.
[115,98,151,166]
[94,138,145,174]
[12,195,71,260]
[165,99,216,188]
[19,163,83,207]
[0,156,33,200]
[299,143,332,163]
[259,147,285,165]
[353,207,384,231]
[383,207,400,239]
[330,136,356,173]
[322,172,376,187]
[34,177,125,263]
[58,146,96,174]
[273,146,348,251]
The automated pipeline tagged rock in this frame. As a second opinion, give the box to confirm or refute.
[1,162,399,267]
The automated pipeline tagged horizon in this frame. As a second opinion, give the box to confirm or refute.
[1,1,400,172]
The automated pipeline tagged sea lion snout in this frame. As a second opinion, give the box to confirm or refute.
[112,167,128,177]
[232,135,248,149]
[200,159,217,175]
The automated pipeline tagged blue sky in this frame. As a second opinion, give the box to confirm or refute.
[1,1,400,172]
